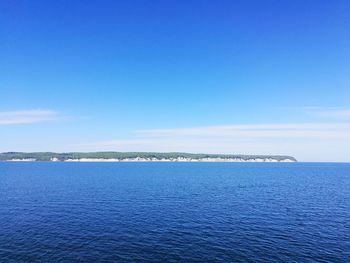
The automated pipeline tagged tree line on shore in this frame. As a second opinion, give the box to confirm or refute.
[0,152,296,161]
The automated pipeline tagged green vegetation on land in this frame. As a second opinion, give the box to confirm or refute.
[0,152,297,161]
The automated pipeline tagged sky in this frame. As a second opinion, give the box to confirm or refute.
[0,0,349,162]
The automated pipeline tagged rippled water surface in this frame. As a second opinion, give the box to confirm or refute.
[0,162,350,262]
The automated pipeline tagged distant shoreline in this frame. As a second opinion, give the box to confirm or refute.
[4,158,295,163]
[0,152,297,162]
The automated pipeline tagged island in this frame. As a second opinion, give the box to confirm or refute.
[0,152,297,162]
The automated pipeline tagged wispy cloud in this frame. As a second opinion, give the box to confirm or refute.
[313,109,350,119]
[135,123,350,139]
[304,107,350,119]
[0,110,61,125]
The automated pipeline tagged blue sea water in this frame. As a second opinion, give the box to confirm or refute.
[0,162,349,262]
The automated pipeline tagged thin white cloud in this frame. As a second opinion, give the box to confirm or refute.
[314,109,350,118]
[135,123,350,139]
[0,110,60,125]
[305,107,350,119]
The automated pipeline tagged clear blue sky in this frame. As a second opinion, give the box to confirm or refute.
[1,0,349,161]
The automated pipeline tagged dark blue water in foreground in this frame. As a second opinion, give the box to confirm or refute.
[0,162,350,262]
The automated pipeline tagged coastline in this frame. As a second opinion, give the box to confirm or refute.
[5,157,296,162]
[1,152,297,162]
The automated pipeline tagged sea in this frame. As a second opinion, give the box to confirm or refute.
[0,162,349,262]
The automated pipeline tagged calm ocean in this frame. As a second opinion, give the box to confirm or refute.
[0,162,349,262]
